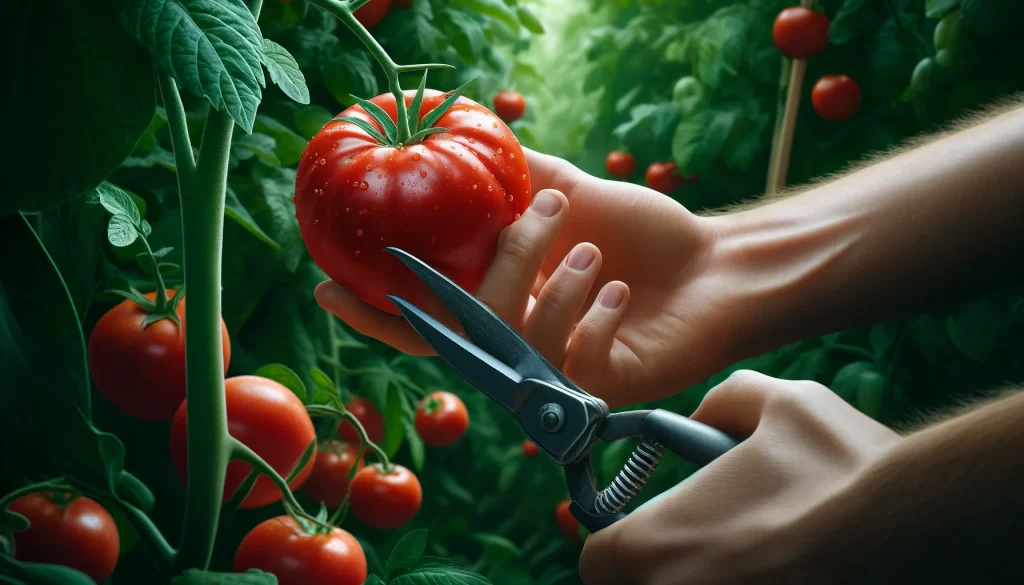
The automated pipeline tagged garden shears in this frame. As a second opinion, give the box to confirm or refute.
[383,247,740,533]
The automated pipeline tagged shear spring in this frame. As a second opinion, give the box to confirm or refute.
[594,440,665,515]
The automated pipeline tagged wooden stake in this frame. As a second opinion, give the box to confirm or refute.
[765,0,813,195]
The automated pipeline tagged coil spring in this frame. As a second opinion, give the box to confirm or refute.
[594,440,664,515]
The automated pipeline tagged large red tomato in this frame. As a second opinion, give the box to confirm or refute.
[337,395,385,445]
[295,89,530,315]
[353,0,391,27]
[773,7,830,59]
[349,464,422,530]
[811,75,862,121]
[302,440,364,508]
[234,515,367,585]
[169,375,317,509]
[9,493,120,584]
[414,391,469,447]
[87,291,231,421]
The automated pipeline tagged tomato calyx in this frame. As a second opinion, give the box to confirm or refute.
[419,396,442,415]
[106,285,185,329]
[333,73,475,148]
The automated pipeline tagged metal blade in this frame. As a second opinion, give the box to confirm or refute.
[387,294,522,412]
[384,246,587,394]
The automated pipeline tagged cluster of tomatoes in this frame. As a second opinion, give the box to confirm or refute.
[7,290,471,585]
[773,6,862,122]
[601,151,699,195]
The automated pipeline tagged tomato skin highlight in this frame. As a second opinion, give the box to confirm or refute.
[521,439,539,458]
[234,515,367,585]
[605,151,636,179]
[169,375,317,509]
[645,161,687,194]
[492,90,526,122]
[811,75,862,121]
[349,464,422,530]
[772,7,830,59]
[555,500,581,543]
[87,291,231,421]
[353,0,391,27]
[302,440,364,508]
[9,493,120,584]
[295,89,531,316]
[414,391,470,447]
[337,395,385,445]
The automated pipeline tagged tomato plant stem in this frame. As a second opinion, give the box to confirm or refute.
[138,235,169,312]
[157,73,195,183]
[173,107,234,572]
[306,405,392,469]
[110,500,177,569]
[0,478,68,511]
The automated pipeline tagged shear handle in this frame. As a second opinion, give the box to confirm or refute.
[599,409,739,465]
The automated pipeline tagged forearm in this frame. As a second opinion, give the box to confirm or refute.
[788,389,1024,584]
[706,99,1024,356]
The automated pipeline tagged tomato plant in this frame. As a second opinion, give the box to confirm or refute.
[294,89,531,315]
[811,75,862,122]
[302,440,364,508]
[169,375,317,509]
[605,150,636,179]
[349,464,422,530]
[772,7,830,59]
[414,390,469,447]
[234,515,368,585]
[8,493,120,584]
[337,395,385,446]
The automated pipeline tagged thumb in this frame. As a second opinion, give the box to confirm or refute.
[690,370,793,438]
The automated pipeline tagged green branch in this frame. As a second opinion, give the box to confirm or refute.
[0,478,68,511]
[111,500,177,569]
[306,405,393,470]
[157,72,195,183]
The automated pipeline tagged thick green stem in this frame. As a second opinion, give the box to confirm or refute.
[157,73,195,184]
[0,478,67,511]
[174,108,234,571]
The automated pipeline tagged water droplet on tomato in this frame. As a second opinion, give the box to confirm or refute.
[430,236,436,243]
[472,165,478,171]
[365,164,372,171]
[319,158,326,165]
[492,123,498,128]
[514,213,521,219]
[419,169,427,178]
[450,146,456,151]
[359,209,367,215]
[360,182,368,190]
[412,153,421,160]
[468,138,476,143]
[345,207,351,213]
[510,153,515,159]
[500,135,506,140]
[496,148,503,154]
[521,174,527,180]
[355,250,361,256]
[356,229,363,237]
[487,185,493,191]
[472,184,477,190]
[507,195,514,202]
[433,204,440,211]
[477,123,482,127]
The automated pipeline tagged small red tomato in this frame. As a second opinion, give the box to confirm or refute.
[302,440,365,508]
[555,500,581,543]
[337,396,385,446]
[645,162,686,194]
[353,0,391,27]
[414,391,470,447]
[605,151,636,179]
[234,515,367,585]
[522,439,539,458]
[773,7,830,59]
[9,493,120,584]
[811,75,862,121]
[493,91,526,122]
[349,464,422,530]
[170,375,317,509]
[88,291,231,421]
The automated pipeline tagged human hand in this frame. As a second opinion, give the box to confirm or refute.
[578,370,902,585]
[316,148,745,407]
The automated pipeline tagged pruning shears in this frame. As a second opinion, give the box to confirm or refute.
[383,247,740,533]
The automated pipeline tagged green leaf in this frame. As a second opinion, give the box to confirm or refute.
[251,164,305,272]
[91,183,142,226]
[402,417,426,472]
[435,469,474,505]
[295,105,336,139]
[352,97,398,144]
[225,187,281,252]
[829,0,888,45]
[869,322,900,364]
[3,0,155,215]
[35,195,107,320]
[830,361,878,404]
[322,51,379,107]
[419,78,475,131]
[107,215,140,248]
[334,116,389,144]
[120,0,265,132]
[516,5,545,34]
[170,568,279,585]
[391,559,492,585]
[259,0,309,36]
[261,39,310,105]
[382,385,406,458]
[233,133,281,166]
[387,529,429,578]
[0,555,95,585]
[255,363,308,401]
[672,109,739,176]
[926,0,960,18]
[945,291,1017,362]
[854,373,888,419]
[471,533,521,558]
[0,510,29,533]
[443,9,487,64]
[364,576,386,585]
[463,0,520,34]
[254,115,308,167]
[310,367,337,395]
[779,347,829,382]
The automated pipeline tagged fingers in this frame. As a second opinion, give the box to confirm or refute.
[474,188,569,326]
[314,281,433,356]
[561,281,630,385]
[690,370,797,438]
[522,243,603,362]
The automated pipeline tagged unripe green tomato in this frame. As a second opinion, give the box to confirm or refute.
[933,10,974,72]
[932,9,963,51]
[910,57,947,100]
[672,76,706,117]
[854,371,887,420]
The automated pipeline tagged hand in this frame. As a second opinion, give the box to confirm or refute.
[316,148,741,407]
[578,370,902,585]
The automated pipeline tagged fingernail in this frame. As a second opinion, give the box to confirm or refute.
[530,190,562,217]
[566,246,595,271]
[599,284,625,309]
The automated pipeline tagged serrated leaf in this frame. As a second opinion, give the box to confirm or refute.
[443,9,486,64]
[225,186,281,251]
[294,105,336,139]
[672,109,739,175]
[323,51,379,107]
[254,363,307,401]
[254,115,308,167]
[233,133,280,166]
[93,183,141,225]
[382,385,405,458]
[387,529,429,578]
[107,215,140,248]
[829,0,888,45]
[391,562,492,585]
[120,0,265,132]
[261,39,310,104]
[516,5,545,34]
[402,417,425,472]
[170,568,278,585]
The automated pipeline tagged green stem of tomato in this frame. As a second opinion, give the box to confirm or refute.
[138,235,169,313]
[173,107,233,572]
[0,478,68,511]
[111,500,178,569]
[219,470,260,520]
[306,405,392,470]
[157,72,195,183]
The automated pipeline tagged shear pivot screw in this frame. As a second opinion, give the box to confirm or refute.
[539,403,565,432]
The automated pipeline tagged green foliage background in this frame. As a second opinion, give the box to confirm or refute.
[3,0,1024,584]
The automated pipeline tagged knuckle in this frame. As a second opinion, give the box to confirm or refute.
[499,228,535,269]
[535,283,571,317]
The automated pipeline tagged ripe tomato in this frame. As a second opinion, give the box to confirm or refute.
[295,89,530,316]
[9,493,120,584]
[87,291,231,421]
[811,75,862,121]
[645,162,689,194]
[349,464,422,529]
[169,375,317,509]
[555,500,581,543]
[234,515,367,585]
[414,391,469,447]
[492,91,526,122]
[605,151,636,179]
[772,7,830,59]
[337,395,385,446]
[302,440,364,508]
[521,439,539,458]
[353,0,391,27]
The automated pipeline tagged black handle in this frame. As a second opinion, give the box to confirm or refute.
[643,409,738,465]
